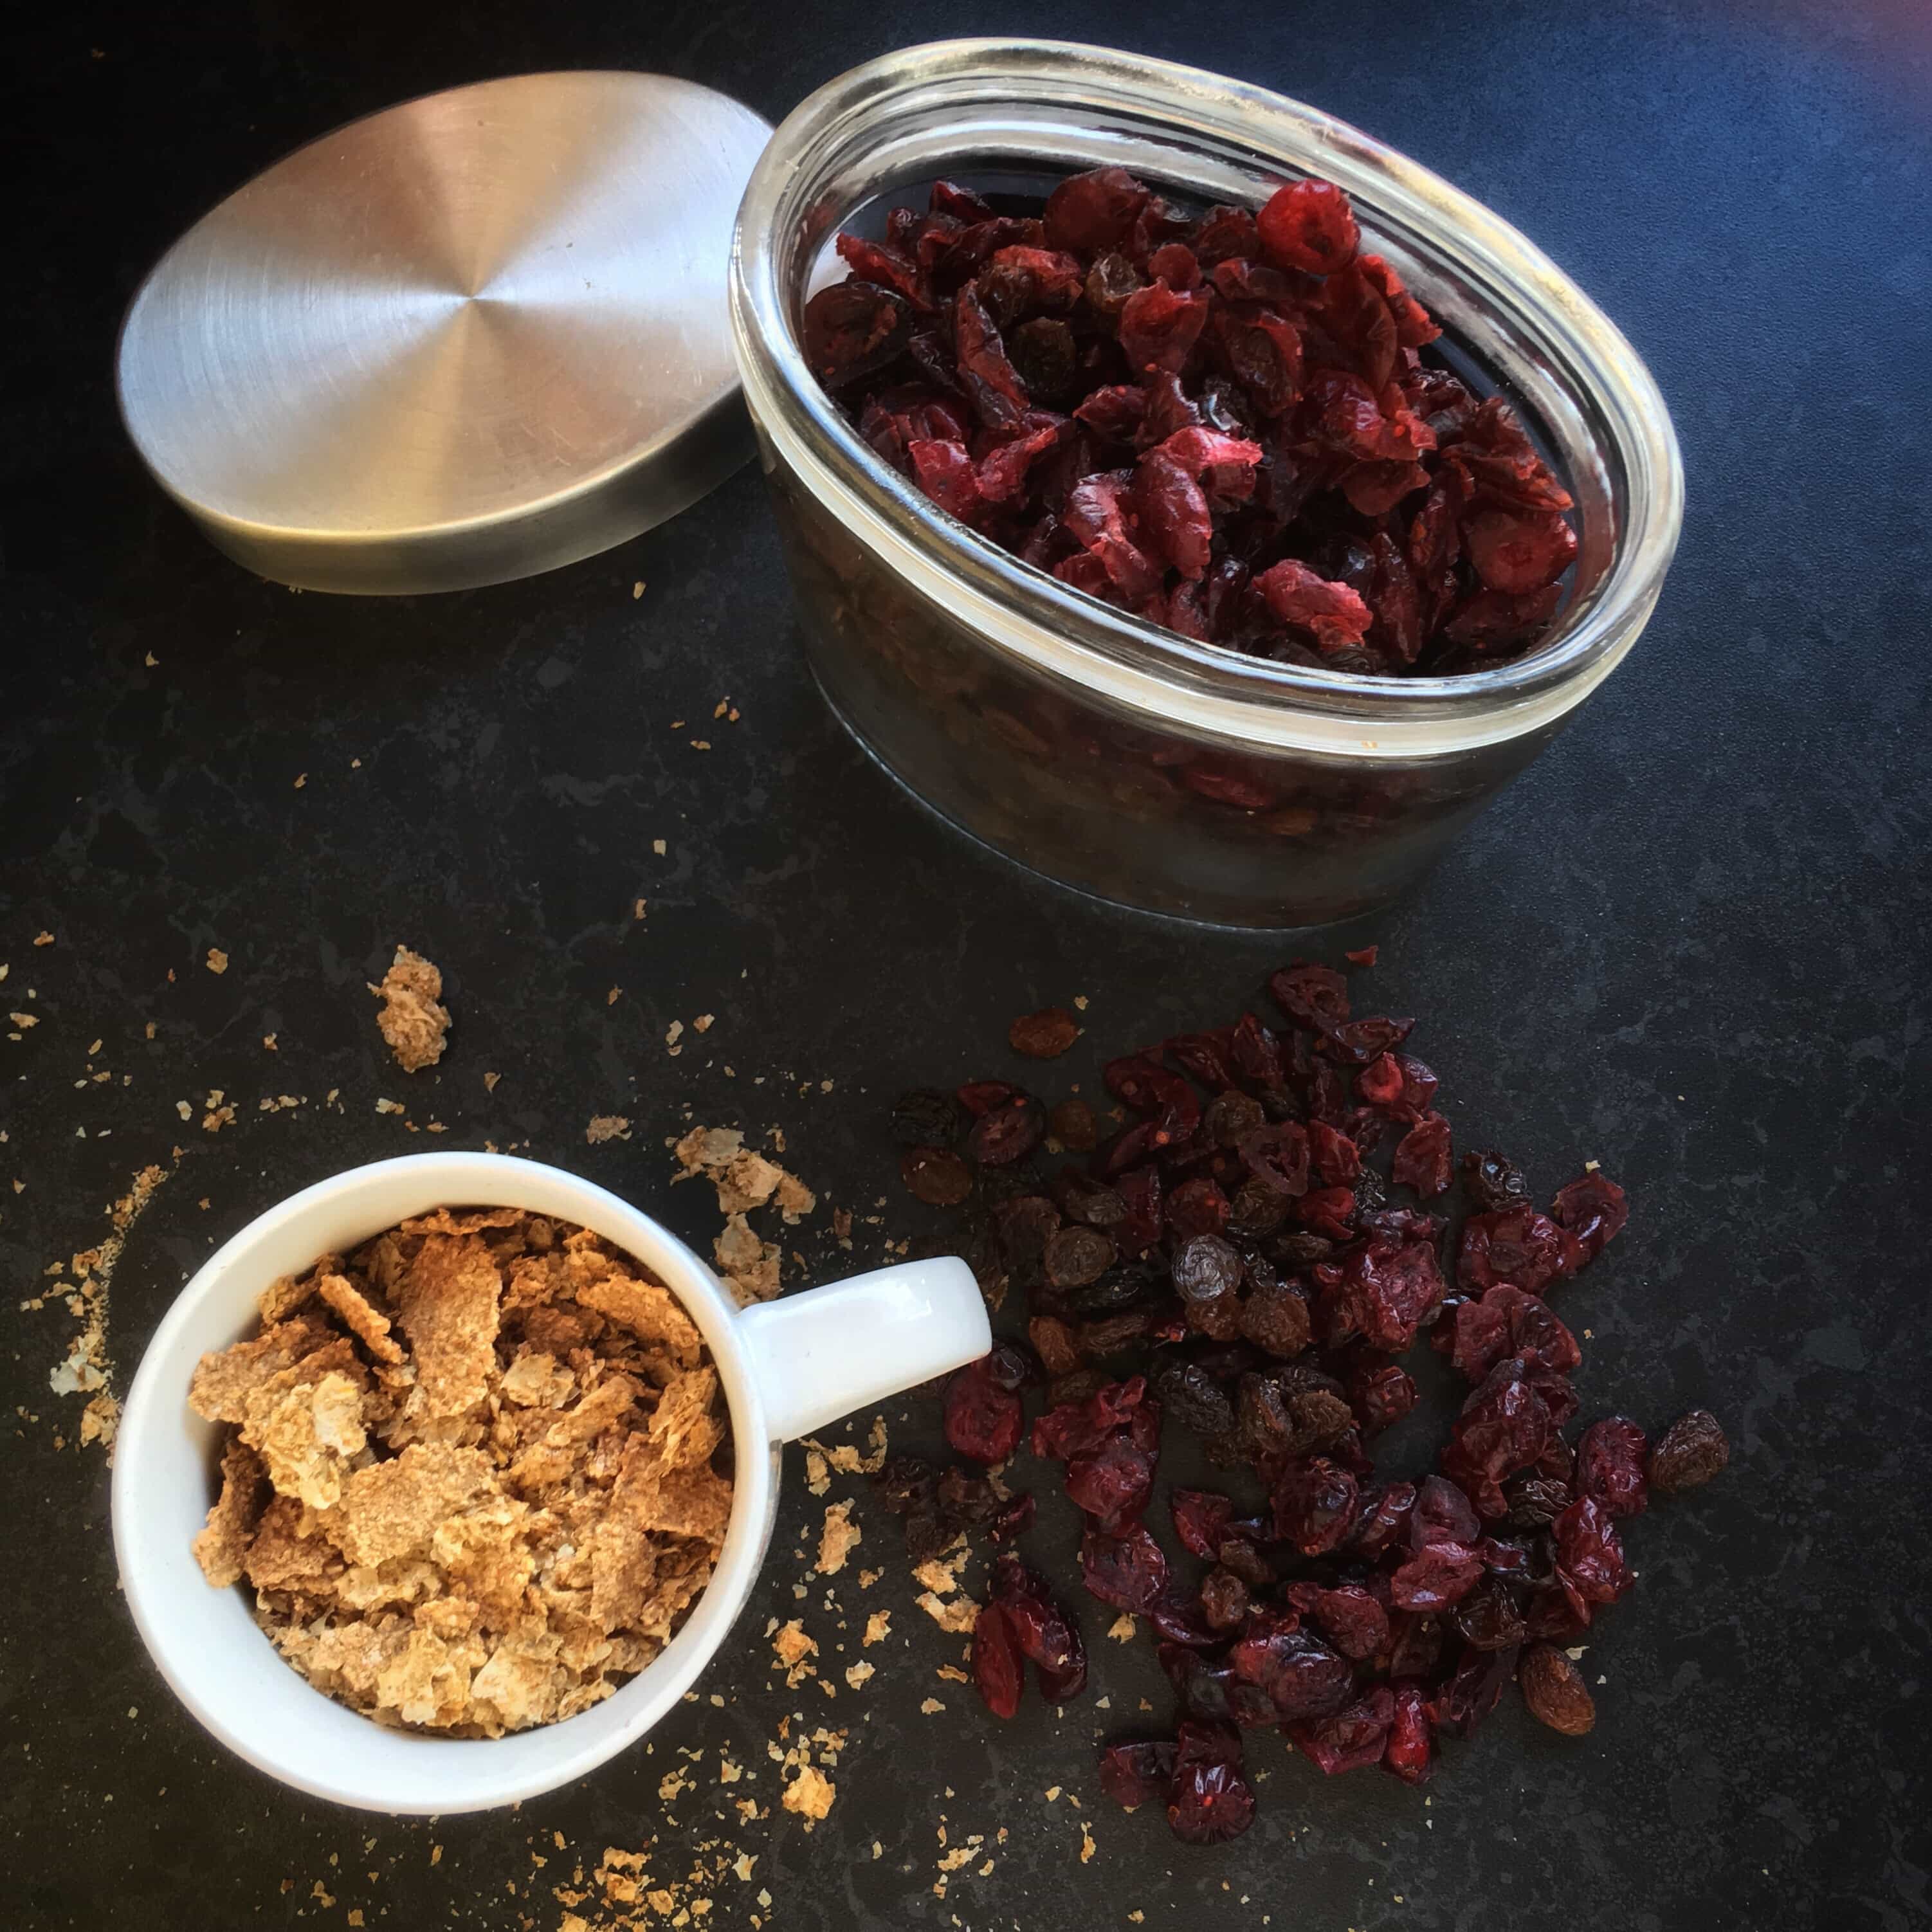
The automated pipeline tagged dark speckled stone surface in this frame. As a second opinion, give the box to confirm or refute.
[3,1,1927,1927]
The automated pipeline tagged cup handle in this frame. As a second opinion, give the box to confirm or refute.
[733,1257,990,1443]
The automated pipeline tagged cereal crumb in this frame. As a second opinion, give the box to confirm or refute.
[585,1115,632,1144]
[483,1072,500,1092]
[205,949,228,974]
[693,1014,714,1034]
[652,839,667,856]
[372,946,450,1072]
[919,1697,945,1716]
[816,1500,861,1575]
[781,1764,834,1821]
[33,931,53,947]
[632,581,645,599]
[844,1662,874,1690]
[262,1034,277,1051]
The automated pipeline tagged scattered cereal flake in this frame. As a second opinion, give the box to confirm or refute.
[372,946,450,1072]
[919,1698,945,1716]
[10,1011,38,1029]
[483,1071,500,1091]
[202,1104,235,1133]
[652,839,666,856]
[935,1665,968,1684]
[262,1033,277,1050]
[714,1215,780,1306]
[1080,1823,1097,1863]
[804,1447,830,1496]
[816,1500,861,1575]
[33,931,54,947]
[844,1662,874,1690]
[206,949,228,974]
[665,1020,684,1048]
[1107,1614,1138,1643]
[862,1611,891,1646]
[693,1014,714,1033]
[632,581,645,599]
[375,1098,405,1116]
[585,1115,632,1144]
[607,987,623,1006]
[917,1592,978,1634]
[772,1621,817,1688]
[781,1763,835,1821]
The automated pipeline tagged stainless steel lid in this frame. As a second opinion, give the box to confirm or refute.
[116,72,772,594]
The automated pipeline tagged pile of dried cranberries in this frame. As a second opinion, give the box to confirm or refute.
[804,168,1579,676]
[884,960,1728,1845]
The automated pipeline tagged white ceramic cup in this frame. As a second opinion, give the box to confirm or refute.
[111,1151,989,1814]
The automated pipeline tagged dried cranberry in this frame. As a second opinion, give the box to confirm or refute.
[1337,1237,1444,1351]
[1392,1112,1454,1196]
[1079,1522,1169,1613]
[1448,1282,1581,1383]
[1169,1488,1235,1561]
[989,1492,1037,1544]
[1165,1176,1232,1241]
[945,1358,1025,1464]
[1257,179,1360,275]
[1553,1496,1632,1606]
[1271,1455,1360,1554]
[1290,1684,1395,1775]
[900,1145,974,1207]
[1390,1542,1484,1613]
[1453,1576,1528,1652]
[1349,1361,1417,1434]
[1576,1417,1650,1518]
[1066,1436,1158,1532]
[1043,166,1149,251]
[1383,1682,1435,1785]
[971,1599,1026,1718]
[1551,1170,1630,1264]
[1098,1739,1177,1810]
[969,1097,1046,1167]
[1166,1756,1256,1845]
[1443,1358,1563,1518]
[1649,1410,1730,1492]
[1291,1583,1389,1662]
[956,1079,1017,1117]
[1430,1643,1518,1740]
[1349,1480,1416,1558]
[1457,1206,1577,1294]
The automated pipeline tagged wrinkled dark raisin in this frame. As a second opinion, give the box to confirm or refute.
[1199,1566,1250,1631]
[1027,1315,1080,1380]
[1010,1005,1082,1059]
[1044,1225,1118,1289]
[1453,1576,1527,1652]
[893,1087,961,1147]
[1050,1098,1100,1151]
[901,1145,973,1206]
[1648,1410,1730,1493]
[1204,1089,1267,1147]
[1518,1641,1596,1735]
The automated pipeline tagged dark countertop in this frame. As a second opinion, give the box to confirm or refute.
[3,3,1927,1928]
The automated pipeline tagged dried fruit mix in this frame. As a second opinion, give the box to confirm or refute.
[888,964,1728,1843]
[805,169,1577,679]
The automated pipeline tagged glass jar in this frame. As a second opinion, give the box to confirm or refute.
[729,39,1682,927]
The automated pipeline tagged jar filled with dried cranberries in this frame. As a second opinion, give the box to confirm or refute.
[729,39,1682,927]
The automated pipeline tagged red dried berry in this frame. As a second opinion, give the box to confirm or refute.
[1392,1111,1454,1196]
[944,1358,1024,1464]
[1098,1739,1178,1810]
[1043,166,1150,251]
[1576,1417,1650,1518]
[1290,1684,1395,1775]
[1457,1206,1577,1293]
[1257,179,1361,275]
[1553,1495,1633,1607]
[969,1097,1046,1167]
[1271,1455,1360,1555]
[1551,1170,1630,1264]
[1166,1756,1256,1845]
[1383,1682,1435,1784]
[1079,1521,1170,1614]
[971,1599,1026,1718]
[1389,1541,1485,1612]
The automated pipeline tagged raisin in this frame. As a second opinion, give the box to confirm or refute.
[900,1145,973,1206]
[1237,1280,1312,1358]
[1453,1576,1527,1652]
[1050,1098,1100,1151]
[1199,1566,1250,1630]
[892,1088,961,1147]
[1010,1005,1081,1059]
[1518,1642,1596,1735]
[1044,1225,1118,1289]
[1648,1410,1730,1492]
[1026,1315,1081,1380]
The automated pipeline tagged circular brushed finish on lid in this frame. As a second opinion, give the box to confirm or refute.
[116,72,772,593]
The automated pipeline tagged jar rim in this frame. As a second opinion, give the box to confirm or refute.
[730,37,1683,760]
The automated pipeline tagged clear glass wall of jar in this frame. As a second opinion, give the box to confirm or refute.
[731,39,1682,927]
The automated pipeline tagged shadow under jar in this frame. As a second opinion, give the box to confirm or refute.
[729,39,1682,928]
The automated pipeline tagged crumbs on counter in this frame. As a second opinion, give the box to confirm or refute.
[205,949,228,974]
[370,946,450,1073]
[585,1116,632,1145]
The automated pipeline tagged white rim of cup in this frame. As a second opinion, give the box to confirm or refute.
[111,1151,987,1813]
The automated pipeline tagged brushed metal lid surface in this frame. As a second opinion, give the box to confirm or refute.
[116,72,772,594]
